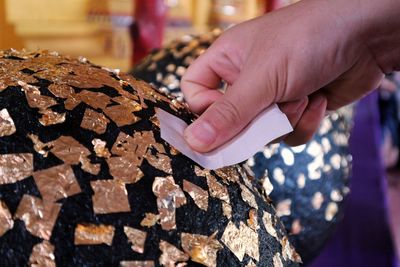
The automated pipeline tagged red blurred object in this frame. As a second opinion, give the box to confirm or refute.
[131,0,167,64]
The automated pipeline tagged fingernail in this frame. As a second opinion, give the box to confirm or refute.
[184,120,216,151]
[309,95,325,110]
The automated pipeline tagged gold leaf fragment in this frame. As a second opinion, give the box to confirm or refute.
[0,153,33,185]
[29,241,56,267]
[221,221,260,262]
[33,164,81,201]
[281,236,302,263]
[0,201,13,237]
[28,134,51,157]
[39,110,66,126]
[240,185,258,209]
[159,240,189,266]
[74,224,115,246]
[181,232,222,267]
[183,180,208,211]
[81,109,110,134]
[140,213,160,228]
[92,139,111,158]
[123,226,147,254]
[0,108,16,137]
[15,195,61,240]
[120,261,155,267]
[262,211,278,240]
[206,173,230,204]
[107,156,144,184]
[152,176,186,230]
[91,179,131,214]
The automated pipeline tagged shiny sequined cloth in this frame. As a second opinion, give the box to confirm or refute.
[0,49,301,267]
[132,30,354,262]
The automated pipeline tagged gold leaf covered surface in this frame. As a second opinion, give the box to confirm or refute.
[0,50,299,267]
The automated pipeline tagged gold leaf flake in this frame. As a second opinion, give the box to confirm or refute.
[39,110,66,126]
[159,240,189,266]
[194,166,207,177]
[281,236,302,263]
[49,136,90,165]
[76,90,111,110]
[92,139,111,158]
[152,176,186,230]
[247,209,259,231]
[91,179,131,214]
[124,226,147,254]
[145,153,172,174]
[80,156,101,175]
[80,109,110,134]
[74,224,115,246]
[0,201,13,237]
[0,109,16,137]
[245,260,257,267]
[103,104,140,127]
[107,156,144,184]
[222,202,232,219]
[183,180,208,211]
[140,213,160,228]
[240,185,258,209]
[206,173,230,204]
[181,232,222,267]
[33,164,81,201]
[214,166,240,183]
[0,153,33,185]
[29,241,56,267]
[28,134,51,157]
[15,195,61,240]
[18,81,57,110]
[262,211,278,240]
[120,261,155,267]
[273,253,283,267]
[221,221,259,262]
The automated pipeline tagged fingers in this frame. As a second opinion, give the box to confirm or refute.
[181,41,241,114]
[284,94,327,146]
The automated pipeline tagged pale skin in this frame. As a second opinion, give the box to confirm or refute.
[181,0,400,153]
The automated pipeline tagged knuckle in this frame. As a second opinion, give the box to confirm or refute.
[210,99,242,129]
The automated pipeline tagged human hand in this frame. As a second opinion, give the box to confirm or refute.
[181,0,400,152]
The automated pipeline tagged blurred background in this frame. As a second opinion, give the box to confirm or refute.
[1,0,400,266]
[0,0,297,71]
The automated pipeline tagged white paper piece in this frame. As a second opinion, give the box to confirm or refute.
[156,104,293,170]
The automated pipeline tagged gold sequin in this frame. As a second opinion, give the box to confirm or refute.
[0,109,16,137]
[15,195,61,240]
[124,226,147,254]
[181,232,222,267]
[152,176,186,230]
[0,153,33,185]
[80,109,110,134]
[0,201,13,237]
[91,179,131,214]
[29,241,56,267]
[74,224,115,246]
[159,240,189,266]
[183,180,208,211]
[33,164,81,201]
[221,221,260,262]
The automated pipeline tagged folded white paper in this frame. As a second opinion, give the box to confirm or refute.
[156,104,293,170]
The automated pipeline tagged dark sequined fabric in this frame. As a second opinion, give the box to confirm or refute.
[131,31,353,263]
[0,49,300,267]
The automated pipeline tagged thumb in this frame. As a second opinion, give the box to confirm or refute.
[183,76,272,153]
